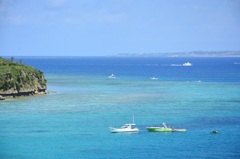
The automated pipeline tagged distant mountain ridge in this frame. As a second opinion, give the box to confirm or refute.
[0,57,47,99]
[116,51,240,57]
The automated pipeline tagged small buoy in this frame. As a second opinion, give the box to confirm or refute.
[210,130,218,134]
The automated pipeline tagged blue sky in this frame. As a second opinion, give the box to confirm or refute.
[0,0,240,56]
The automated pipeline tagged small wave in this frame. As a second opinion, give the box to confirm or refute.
[186,80,202,83]
[170,64,182,67]
[31,130,50,133]
[145,64,159,66]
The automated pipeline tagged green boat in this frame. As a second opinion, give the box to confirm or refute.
[147,127,173,132]
[147,123,186,132]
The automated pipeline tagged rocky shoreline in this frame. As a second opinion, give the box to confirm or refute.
[0,90,46,99]
[0,86,46,97]
[0,95,5,100]
[0,91,57,100]
[0,93,44,100]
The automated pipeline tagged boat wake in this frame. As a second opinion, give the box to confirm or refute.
[187,80,202,83]
[170,64,182,67]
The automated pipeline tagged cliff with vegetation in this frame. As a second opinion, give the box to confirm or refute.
[0,57,47,99]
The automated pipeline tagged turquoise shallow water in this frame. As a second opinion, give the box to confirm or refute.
[1,57,240,158]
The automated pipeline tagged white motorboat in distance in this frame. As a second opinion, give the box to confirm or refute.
[109,116,139,133]
[108,74,116,79]
[150,76,158,80]
[109,123,139,133]
[182,62,192,66]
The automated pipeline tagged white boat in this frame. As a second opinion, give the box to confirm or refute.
[109,116,139,133]
[108,74,116,79]
[109,124,139,133]
[150,77,158,80]
[182,62,192,66]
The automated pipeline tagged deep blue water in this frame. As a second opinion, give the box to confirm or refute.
[0,57,240,159]
[16,56,240,82]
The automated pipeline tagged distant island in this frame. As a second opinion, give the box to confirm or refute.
[116,51,240,57]
[0,57,47,100]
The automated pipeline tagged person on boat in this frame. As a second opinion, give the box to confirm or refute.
[163,123,167,128]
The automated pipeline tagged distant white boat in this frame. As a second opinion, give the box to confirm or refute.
[109,115,139,133]
[182,62,192,66]
[150,77,158,80]
[108,74,116,79]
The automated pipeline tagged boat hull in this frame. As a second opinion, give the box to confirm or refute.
[110,128,139,133]
[147,127,172,132]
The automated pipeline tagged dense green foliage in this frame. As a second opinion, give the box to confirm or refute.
[0,57,47,93]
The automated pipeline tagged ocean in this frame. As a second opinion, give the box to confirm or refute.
[0,56,240,159]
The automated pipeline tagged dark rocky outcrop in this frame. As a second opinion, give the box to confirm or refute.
[0,95,5,100]
[0,57,47,99]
